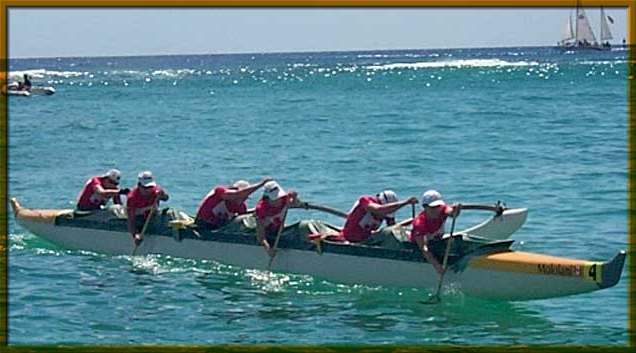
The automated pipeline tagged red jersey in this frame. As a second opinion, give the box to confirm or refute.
[409,205,452,242]
[342,196,384,242]
[76,176,119,210]
[255,194,290,233]
[127,186,163,218]
[196,186,247,226]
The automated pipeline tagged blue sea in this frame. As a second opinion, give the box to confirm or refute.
[7,46,629,345]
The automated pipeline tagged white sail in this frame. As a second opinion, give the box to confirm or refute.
[575,7,598,44]
[600,7,613,41]
[561,13,575,42]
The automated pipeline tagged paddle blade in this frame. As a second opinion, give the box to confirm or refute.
[420,294,442,305]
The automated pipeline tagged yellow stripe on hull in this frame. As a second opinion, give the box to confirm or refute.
[11,198,73,224]
[469,251,603,285]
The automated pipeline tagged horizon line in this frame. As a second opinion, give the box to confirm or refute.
[9,44,586,60]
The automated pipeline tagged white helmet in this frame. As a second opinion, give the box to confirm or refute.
[232,180,250,190]
[137,170,157,188]
[377,190,398,204]
[263,181,286,200]
[102,169,121,184]
[377,190,398,218]
[421,190,445,207]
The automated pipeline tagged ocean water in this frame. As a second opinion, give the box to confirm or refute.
[6,46,629,345]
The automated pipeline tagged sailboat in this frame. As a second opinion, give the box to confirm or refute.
[558,6,614,51]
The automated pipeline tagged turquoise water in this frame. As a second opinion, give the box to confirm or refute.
[7,47,629,345]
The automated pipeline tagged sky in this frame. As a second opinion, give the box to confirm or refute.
[8,7,629,58]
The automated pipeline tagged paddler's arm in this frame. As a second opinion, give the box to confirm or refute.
[415,236,444,275]
[446,203,462,218]
[395,217,414,227]
[256,221,273,255]
[127,206,137,237]
[94,184,122,199]
[254,200,274,256]
[156,188,169,202]
[367,196,418,218]
[284,191,303,208]
[224,177,273,201]
[113,188,130,205]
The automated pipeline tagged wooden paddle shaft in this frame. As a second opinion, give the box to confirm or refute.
[303,202,348,218]
[460,203,505,214]
[432,214,458,297]
[132,197,158,255]
[267,207,289,270]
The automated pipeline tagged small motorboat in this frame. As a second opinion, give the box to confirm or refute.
[5,82,55,96]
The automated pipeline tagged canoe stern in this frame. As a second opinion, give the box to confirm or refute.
[599,250,626,289]
[461,249,626,300]
[11,197,74,224]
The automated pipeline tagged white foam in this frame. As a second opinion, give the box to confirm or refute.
[367,59,540,70]
[579,60,627,65]
[8,69,87,80]
[151,69,197,77]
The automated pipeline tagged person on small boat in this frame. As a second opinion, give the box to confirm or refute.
[255,181,303,257]
[409,190,461,274]
[13,74,32,92]
[341,190,418,242]
[76,169,129,211]
[127,171,169,246]
[23,74,32,91]
[195,177,273,229]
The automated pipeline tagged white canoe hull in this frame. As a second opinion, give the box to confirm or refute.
[30,86,56,95]
[6,90,30,96]
[5,86,55,96]
[11,200,624,301]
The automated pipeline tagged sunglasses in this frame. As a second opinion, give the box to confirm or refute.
[264,187,279,198]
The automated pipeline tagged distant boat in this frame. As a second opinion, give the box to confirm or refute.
[558,5,615,51]
[4,82,56,96]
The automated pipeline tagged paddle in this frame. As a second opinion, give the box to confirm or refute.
[397,202,503,228]
[132,197,158,257]
[422,210,458,304]
[266,206,289,271]
[460,202,505,216]
[301,202,348,218]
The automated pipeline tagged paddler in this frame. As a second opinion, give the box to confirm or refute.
[76,169,129,211]
[341,190,418,242]
[255,181,304,257]
[126,171,169,246]
[15,74,32,91]
[23,74,32,91]
[409,190,461,274]
[195,177,272,229]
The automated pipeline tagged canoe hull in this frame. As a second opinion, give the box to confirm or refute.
[15,215,443,289]
[11,199,624,301]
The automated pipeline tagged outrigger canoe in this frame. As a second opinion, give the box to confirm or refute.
[10,198,625,301]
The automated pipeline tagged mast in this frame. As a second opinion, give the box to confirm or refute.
[575,6,598,45]
[561,12,575,45]
[600,6,613,42]
[574,3,579,43]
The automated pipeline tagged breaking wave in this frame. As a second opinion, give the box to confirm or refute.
[367,59,540,70]
[8,69,87,80]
